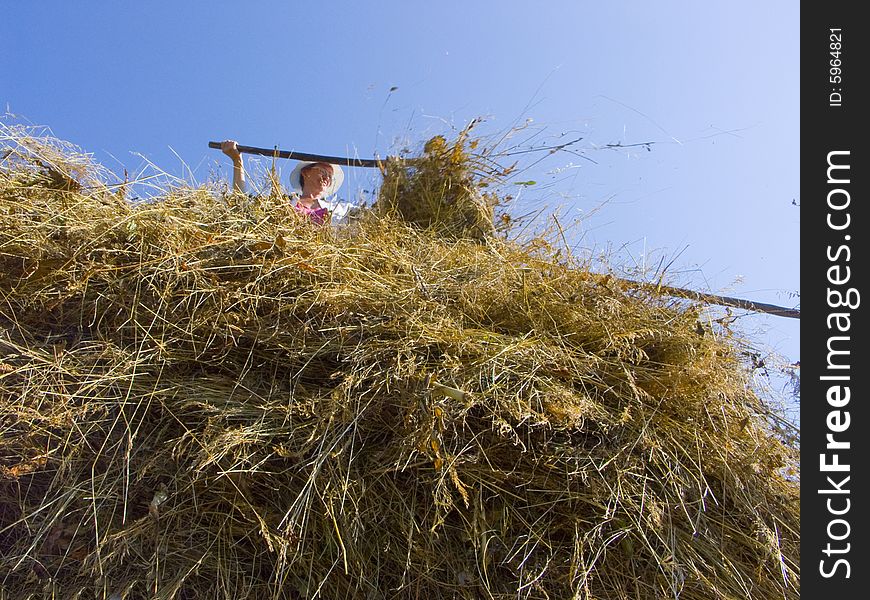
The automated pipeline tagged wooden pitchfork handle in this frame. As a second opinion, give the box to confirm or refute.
[208,141,384,168]
[208,145,798,320]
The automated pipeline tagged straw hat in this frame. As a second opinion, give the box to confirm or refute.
[288,161,345,197]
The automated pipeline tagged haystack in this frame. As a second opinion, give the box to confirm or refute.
[0,124,799,599]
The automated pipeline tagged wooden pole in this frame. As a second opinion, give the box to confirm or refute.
[208,141,384,168]
[624,279,800,319]
[208,143,799,320]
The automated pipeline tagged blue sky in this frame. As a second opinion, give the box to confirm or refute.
[3,1,799,391]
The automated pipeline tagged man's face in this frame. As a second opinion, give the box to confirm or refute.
[302,164,332,194]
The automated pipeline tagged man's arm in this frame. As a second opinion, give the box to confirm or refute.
[221,140,246,193]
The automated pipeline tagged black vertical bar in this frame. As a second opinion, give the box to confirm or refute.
[802,4,868,597]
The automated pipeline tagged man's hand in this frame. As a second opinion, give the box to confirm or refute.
[221,140,242,164]
[221,139,246,193]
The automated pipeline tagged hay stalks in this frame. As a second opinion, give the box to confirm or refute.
[0,124,798,599]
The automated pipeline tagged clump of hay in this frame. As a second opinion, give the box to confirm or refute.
[0,124,798,599]
[375,126,499,241]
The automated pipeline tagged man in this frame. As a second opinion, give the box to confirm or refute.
[220,140,344,224]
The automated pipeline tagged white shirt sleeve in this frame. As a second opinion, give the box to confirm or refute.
[319,198,360,225]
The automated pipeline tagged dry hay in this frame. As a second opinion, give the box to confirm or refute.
[0,124,799,599]
[375,128,499,241]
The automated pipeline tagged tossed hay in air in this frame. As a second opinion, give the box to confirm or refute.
[0,124,799,599]
[375,130,499,241]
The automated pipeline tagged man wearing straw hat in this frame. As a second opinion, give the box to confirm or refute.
[220,139,344,225]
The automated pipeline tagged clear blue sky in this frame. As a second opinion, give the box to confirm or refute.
[2,1,799,387]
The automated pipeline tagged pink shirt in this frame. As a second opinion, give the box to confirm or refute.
[294,201,329,225]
